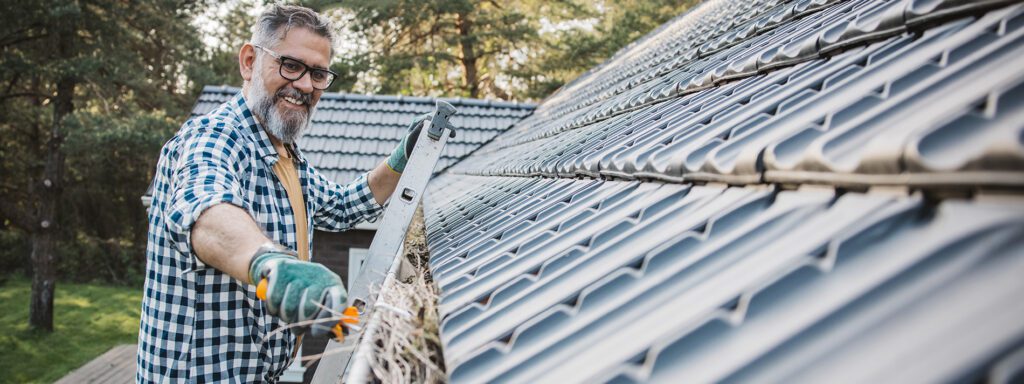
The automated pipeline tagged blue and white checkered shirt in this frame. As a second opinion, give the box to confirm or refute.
[137,92,383,383]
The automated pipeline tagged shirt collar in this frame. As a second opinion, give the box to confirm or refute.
[233,92,309,166]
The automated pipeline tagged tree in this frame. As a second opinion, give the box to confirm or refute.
[187,0,263,89]
[520,0,701,99]
[314,0,549,99]
[0,0,208,330]
[310,0,696,101]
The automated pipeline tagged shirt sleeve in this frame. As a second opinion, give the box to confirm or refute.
[164,122,253,272]
[308,167,385,232]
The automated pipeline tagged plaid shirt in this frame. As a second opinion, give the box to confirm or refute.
[137,93,384,383]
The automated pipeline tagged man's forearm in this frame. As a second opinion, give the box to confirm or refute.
[367,160,401,205]
[192,203,273,283]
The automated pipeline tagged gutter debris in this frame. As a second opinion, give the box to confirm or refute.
[364,207,447,383]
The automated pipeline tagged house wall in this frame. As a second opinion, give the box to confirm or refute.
[301,229,375,384]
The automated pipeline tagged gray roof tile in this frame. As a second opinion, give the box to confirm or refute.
[421,0,1024,382]
[190,87,535,183]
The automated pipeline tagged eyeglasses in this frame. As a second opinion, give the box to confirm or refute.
[252,44,337,90]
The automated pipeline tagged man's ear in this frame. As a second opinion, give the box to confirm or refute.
[239,43,257,81]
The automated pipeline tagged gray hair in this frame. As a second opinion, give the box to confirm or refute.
[251,4,335,55]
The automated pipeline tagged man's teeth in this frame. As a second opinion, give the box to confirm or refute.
[282,96,304,105]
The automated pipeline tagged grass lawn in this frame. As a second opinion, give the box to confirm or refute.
[0,277,142,383]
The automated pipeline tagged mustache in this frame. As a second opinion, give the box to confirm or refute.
[276,87,312,107]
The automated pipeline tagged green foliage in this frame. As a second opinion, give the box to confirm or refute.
[0,231,30,277]
[522,0,701,99]
[186,0,265,89]
[321,0,545,99]
[327,53,372,93]
[0,277,142,383]
[0,0,212,284]
[312,0,697,100]
[58,108,179,284]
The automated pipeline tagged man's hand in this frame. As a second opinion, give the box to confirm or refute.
[369,106,458,204]
[249,246,346,337]
[385,113,431,173]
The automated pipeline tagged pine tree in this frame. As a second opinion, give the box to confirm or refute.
[0,0,208,330]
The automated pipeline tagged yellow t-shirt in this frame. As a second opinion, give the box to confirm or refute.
[271,144,310,355]
[271,145,309,262]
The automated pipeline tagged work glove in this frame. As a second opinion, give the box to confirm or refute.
[386,113,432,173]
[249,246,347,337]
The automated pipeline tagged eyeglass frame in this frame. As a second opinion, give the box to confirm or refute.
[251,44,338,90]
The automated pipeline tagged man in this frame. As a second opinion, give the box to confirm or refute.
[137,5,437,383]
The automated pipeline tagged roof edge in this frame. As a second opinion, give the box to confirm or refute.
[199,85,538,110]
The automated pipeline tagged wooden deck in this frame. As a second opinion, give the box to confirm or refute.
[55,344,136,384]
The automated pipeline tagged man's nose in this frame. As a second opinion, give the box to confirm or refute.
[291,71,315,93]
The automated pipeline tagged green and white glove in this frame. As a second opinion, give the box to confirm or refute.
[386,113,432,174]
[249,246,347,337]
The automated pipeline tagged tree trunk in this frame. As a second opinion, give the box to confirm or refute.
[29,225,57,331]
[456,12,480,99]
[29,20,74,332]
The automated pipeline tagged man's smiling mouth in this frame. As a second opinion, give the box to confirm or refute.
[282,96,305,106]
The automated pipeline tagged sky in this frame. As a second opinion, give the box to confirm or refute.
[192,1,367,61]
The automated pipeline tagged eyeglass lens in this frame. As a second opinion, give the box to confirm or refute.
[278,57,334,89]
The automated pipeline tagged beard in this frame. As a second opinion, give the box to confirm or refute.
[248,69,316,144]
